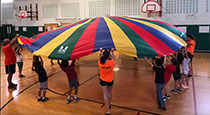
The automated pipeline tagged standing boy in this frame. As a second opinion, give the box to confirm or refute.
[3,34,19,89]
[58,60,79,104]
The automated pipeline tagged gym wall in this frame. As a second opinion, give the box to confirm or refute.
[1,0,210,51]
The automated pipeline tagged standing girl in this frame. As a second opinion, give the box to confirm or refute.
[98,48,115,115]
[15,47,25,77]
[181,49,191,89]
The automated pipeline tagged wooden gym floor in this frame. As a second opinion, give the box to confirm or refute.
[1,47,210,115]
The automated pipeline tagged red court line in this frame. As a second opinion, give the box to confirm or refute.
[192,76,198,115]
[101,104,105,108]
[136,111,141,115]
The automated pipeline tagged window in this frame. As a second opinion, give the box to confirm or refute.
[115,0,141,16]
[89,0,110,17]
[165,0,198,14]
[61,3,80,17]
[2,0,13,3]
[42,4,58,18]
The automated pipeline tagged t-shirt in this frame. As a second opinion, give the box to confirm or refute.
[187,40,195,55]
[153,66,165,84]
[182,58,191,71]
[3,44,16,65]
[164,64,176,85]
[16,54,23,62]
[98,59,115,82]
[35,62,48,83]
[60,62,77,80]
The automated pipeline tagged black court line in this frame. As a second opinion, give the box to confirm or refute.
[79,73,99,86]
[0,60,97,111]
[48,73,99,96]
[0,71,60,111]
[47,88,66,96]
[48,73,161,115]
[0,59,160,114]
[119,67,153,72]
[76,97,161,115]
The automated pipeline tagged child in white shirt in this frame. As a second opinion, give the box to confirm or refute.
[15,47,25,77]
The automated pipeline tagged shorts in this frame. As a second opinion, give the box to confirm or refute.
[100,78,114,87]
[183,70,189,75]
[5,64,16,74]
[173,65,181,81]
[39,81,48,91]
[17,62,23,69]
[173,73,181,81]
[187,52,194,62]
[69,77,79,89]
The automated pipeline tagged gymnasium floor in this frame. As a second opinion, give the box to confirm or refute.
[1,47,210,115]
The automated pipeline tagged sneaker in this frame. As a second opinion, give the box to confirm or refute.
[37,97,42,101]
[181,84,186,89]
[188,75,192,78]
[185,86,190,89]
[157,101,161,106]
[12,83,17,86]
[163,96,167,101]
[73,98,80,103]
[66,98,71,104]
[177,89,182,93]
[42,97,49,102]
[158,106,167,111]
[19,74,25,78]
[171,89,178,94]
[8,85,16,89]
[165,94,171,100]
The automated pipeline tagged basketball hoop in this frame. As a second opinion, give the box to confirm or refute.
[141,0,162,17]
[18,9,28,18]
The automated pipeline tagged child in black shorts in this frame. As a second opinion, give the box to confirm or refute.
[33,56,49,102]
[171,49,184,94]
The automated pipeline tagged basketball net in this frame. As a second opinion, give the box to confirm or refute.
[18,9,28,18]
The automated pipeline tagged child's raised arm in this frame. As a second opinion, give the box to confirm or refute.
[39,56,44,66]
[10,34,19,47]
[57,60,61,65]
[144,57,153,67]
[163,55,167,67]
[110,48,115,60]
[99,48,103,58]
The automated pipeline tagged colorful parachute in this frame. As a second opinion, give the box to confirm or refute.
[18,16,187,60]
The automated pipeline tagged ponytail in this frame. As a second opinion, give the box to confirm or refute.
[100,56,106,64]
[100,50,110,64]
